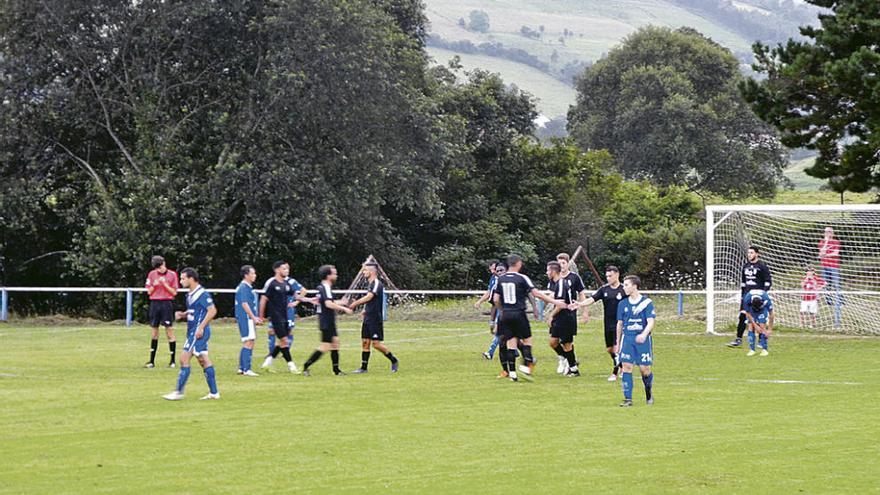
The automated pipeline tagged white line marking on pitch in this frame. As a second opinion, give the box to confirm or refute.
[698,377,861,386]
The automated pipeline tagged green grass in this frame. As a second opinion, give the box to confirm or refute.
[783,156,824,191]
[2,317,879,493]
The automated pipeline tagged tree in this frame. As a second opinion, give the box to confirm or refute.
[568,26,789,199]
[741,0,880,193]
[467,10,489,33]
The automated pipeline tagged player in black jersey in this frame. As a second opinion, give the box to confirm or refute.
[578,266,625,381]
[302,265,353,376]
[555,253,586,374]
[492,254,569,382]
[348,263,399,373]
[259,260,316,373]
[545,261,580,376]
[726,246,772,348]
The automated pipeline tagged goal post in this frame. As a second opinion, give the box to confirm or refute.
[706,204,880,335]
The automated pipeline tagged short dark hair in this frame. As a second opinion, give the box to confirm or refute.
[495,261,508,271]
[748,246,759,253]
[547,261,561,273]
[240,265,255,278]
[151,255,165,269]
[488,261,497,269]
[750,295,764,312]
[318,264,335,280]
[180,267,199,282]
[624,275,641,288]
[506,254,523,267]
[272,260,288,270]
[605,265,619,273]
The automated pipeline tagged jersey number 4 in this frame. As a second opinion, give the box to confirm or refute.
[501,283,517,304]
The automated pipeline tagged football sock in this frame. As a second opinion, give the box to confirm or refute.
[267,334,276,355]
[736,313,747,339]
[168,341,176,364]
[149,339,158,364]
[487,335,499,357]
[330,350,340,373]
[565,349,577,368]
[507,351,517,373]
[204,366,218,394]
[271,345,282,359]
[303,350,323,370]
[610,352,619,375]
[642,373,653,400]
[622,372,633,400]
[499,348,509,372]
[238,347,246,371]
[553,345,565,356]
[522,345,534,365]
[748,330,756,351]
[384,351,397,363]
[242,347,252,371]
[280,347,292,363]
[361,351,371,370]
[759,333,768,350]
[176,366,191,393]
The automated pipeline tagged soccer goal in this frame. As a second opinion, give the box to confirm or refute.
[706,204,880,335]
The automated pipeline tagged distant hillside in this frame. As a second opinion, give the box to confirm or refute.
[425,0,820,119]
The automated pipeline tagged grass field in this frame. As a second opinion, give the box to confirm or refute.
[2,316,879,494]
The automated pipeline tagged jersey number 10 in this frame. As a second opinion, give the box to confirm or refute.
[502,283,517,304]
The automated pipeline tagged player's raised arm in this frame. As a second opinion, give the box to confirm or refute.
[349,289,375,309]
[325,297,353,314]
[529,287,567,309]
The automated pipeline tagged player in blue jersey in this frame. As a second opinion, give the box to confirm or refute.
[475,261,506,360]
[235,265,263,376]
[743,290,774,357]
[615,275,655,407]
[163,268,219,400]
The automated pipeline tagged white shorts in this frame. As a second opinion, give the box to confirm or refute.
[800,300,818,314]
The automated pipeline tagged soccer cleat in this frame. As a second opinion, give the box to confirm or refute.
[746,350,757,357]
[302,369,311,377]
[619,399,633,407]
[288,361,300,374]
[556,356,566,374]
[566,368,581,377]
[199,393,220,400]
[334,370,346,376]
[647,398,654,405]
[352,368,368,374]
[607,373,618,382]
[760,349,769,357]
[144,362,155,369]
[162,391,184,401]
[508,371,518,382]
[241,370,259,377]
[391,361,399,373]
[497,370,509,379]
[518,364,533,376]
[236,369,243,375]
[168,362,176,368]
[726,338,743,348]
[482,352,492,360]
[261,356,273,369]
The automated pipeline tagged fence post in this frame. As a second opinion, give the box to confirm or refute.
[125,290,133,327]
[677,291,684,316]
[1,289,8,322]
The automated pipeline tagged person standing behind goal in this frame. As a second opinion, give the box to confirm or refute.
[726,246,772,348]
[144,255,179,368]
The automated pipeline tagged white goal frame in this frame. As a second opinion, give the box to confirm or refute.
[706,204,880,334]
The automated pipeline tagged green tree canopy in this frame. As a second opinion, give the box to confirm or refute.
[568,26,789,199]
[741,0,880,193]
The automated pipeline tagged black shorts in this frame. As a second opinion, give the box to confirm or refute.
[148,300,174,328]
[271,318,290,339]
[550,313,576,344]
[361,319,384,341]
[604,325,617,348]
[320,321,338,343]
[500,310,531,340]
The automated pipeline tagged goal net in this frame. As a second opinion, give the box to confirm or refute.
[706,204,880,335]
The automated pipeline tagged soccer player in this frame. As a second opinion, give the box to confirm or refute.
[475,261,506,360]
[492,254,568,381]
[800,267,825,328]
[727,246,772,348]
[616,275,655,407]
[234,265,263,376]
[162,268,219,400]
[259,261,314,373]
[577,266,625,381]
[302,265,353,376]
[554,253,586,374]
[262,267,308,363]
[743,290,774,356]
[144,255,179,368]
[348,263,399,373]
[545,261,580,377]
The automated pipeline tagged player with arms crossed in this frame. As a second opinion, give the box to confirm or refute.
[144,255,179,368]
[234,265,263,376]
[545,261,580,376]
[163,268,219,400]
[743,290,773,356]
[492,254,568,382]
[302,265,353,376]
[616,275,655,407]
[577,266,625,381]
[348,262,399,373]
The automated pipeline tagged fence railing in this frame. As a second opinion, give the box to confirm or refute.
[0,287,707,326]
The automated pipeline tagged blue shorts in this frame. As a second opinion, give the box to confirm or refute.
[618,333,653,366]
[183,328,211,356]
[237,318,256,342]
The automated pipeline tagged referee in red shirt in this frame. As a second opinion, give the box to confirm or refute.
[144,255,179,368]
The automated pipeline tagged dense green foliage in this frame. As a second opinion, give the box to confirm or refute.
[742,0,880,194]
[568,26,789,199]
